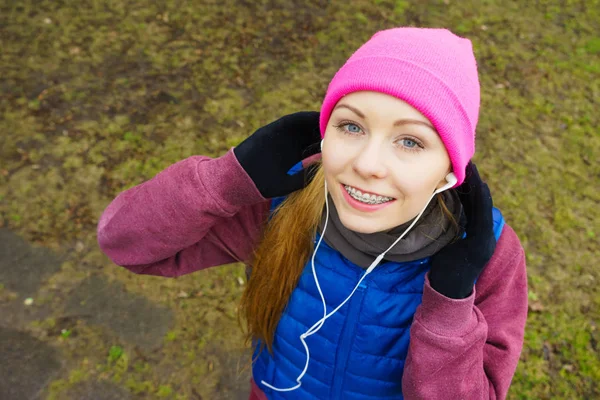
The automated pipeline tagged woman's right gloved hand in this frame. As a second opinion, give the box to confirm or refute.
[233,111,322,199]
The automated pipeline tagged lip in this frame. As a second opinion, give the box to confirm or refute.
[340,183,396,212]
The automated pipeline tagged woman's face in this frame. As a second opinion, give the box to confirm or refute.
[321,91,451,233]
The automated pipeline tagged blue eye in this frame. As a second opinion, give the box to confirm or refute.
[397,137,424,152]
[334,122,363,136]
[402,139,418,148]
[346,123,361,134]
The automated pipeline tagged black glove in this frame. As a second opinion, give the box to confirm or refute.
[429,163,497,299]
[233,111,321,199]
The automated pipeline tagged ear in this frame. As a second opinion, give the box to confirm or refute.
[435,168,453,190]
[435,178,447,190]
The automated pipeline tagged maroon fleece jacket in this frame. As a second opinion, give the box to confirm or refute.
[97,149,528,399]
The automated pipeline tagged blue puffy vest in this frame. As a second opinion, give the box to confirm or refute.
[253,197,505,399]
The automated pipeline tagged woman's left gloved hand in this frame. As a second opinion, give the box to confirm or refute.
[429,163,497,299]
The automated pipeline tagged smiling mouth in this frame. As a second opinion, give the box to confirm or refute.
[343,184,395,205]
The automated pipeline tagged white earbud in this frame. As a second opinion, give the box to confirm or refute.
[434,172,457,194]
[320,139,324,151]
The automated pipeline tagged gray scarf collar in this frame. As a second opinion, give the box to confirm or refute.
[317,190,464,268]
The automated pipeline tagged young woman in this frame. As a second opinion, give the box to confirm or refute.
[98,27,528,399]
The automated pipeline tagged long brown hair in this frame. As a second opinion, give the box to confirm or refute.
[239,163,457,354]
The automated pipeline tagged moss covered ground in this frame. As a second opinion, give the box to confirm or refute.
[1,0,598,398]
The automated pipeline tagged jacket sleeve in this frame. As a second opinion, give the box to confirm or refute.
[97,148,271,277]
[402,224,528,399]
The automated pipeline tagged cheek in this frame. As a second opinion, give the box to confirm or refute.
[321,152,339,191]
[321,136,350,175]
[390,150,450,192]
[389,169,441,199]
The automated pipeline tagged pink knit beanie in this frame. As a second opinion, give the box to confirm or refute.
[319,27,480,186]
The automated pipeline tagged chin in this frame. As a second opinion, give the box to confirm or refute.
[337,214,390,234]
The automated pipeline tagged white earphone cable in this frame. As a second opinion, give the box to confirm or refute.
[262,173,454,392]
[261,178,331,392]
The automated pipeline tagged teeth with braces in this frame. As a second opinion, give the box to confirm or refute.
[344,185,394,205]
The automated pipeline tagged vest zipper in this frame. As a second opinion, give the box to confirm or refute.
[330,273,369,399]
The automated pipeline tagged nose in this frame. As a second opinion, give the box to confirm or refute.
[351,139,388,179]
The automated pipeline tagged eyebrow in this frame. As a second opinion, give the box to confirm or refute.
[333,103,435,130]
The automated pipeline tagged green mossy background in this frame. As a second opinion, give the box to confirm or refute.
[1,0,598,398]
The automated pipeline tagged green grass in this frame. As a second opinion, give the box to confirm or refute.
[1,0,598,398]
